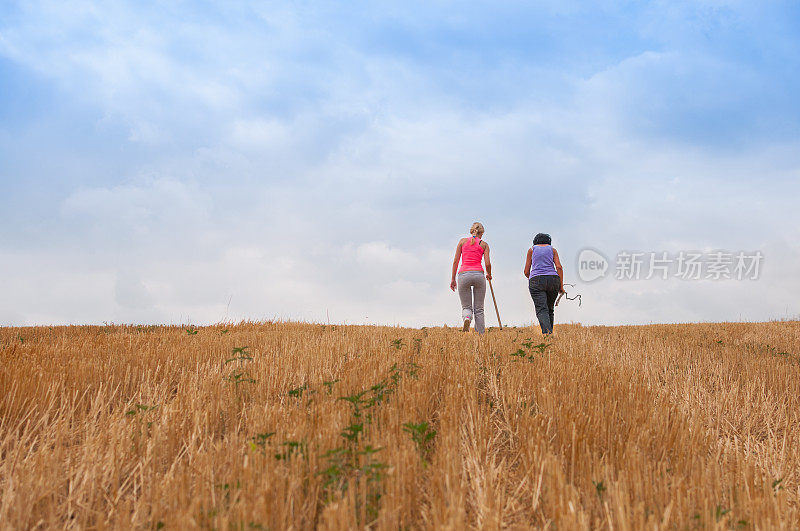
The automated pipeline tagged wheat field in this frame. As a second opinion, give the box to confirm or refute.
[1,321,798,529]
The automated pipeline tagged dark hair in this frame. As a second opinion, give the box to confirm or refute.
[533,233,552,245]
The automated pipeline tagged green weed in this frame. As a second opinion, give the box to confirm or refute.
[225,346,253,364]
[403,421,436,461]
[323,379,341,394]
[126,403,157,416]
[248,432,275,452]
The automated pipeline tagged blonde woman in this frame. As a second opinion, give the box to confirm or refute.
[450,222,492,334]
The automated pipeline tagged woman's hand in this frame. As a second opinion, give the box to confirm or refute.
[485,273,492,281]
[559,286,566,294]
[450,279,457,291]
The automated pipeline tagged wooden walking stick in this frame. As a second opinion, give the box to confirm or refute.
[487,278,502,329]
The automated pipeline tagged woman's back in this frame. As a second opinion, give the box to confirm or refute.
[459,238,485,272]
[530,245,557,277]
[451,222,491,335]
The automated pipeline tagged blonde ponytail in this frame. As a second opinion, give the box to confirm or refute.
[469,222,484,245]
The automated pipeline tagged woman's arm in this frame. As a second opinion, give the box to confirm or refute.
[523,248,532,278]
[482,242,492,280]
[450,240,463,291]
[552,247,565,293]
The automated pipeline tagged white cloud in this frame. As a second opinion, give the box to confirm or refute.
[231,119,291,149]
[114,270,155,310]
[2,98,797,327]
[60,178,213,241]
[1,1,799,327]
[356,241,416,268]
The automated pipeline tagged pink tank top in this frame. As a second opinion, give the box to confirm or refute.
[458,237,485,273]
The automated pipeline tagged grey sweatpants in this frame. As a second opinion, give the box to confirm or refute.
[457,271,486,334]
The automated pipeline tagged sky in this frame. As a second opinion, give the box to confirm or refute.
[1,0,799,327]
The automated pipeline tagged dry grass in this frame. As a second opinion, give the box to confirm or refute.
[1,321,799,529]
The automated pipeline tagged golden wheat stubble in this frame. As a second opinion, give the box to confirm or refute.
[0,321,798,528]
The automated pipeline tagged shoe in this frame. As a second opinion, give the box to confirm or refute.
[462,319,470,332]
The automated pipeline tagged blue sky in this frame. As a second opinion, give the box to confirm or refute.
[1,1,799,326]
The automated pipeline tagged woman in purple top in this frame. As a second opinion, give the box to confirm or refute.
[523,233,565,334]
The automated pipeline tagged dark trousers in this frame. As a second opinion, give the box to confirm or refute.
[529,275,560,334]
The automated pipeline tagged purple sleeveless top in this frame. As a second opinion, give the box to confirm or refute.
[530,245,558,278]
